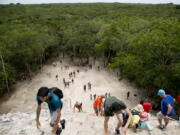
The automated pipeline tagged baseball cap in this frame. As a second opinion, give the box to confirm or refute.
[157,89,165,95]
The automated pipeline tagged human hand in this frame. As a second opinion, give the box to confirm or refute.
[36,120,41,128]
[164,115,169,119]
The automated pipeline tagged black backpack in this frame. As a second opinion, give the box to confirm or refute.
[49,87,63,99]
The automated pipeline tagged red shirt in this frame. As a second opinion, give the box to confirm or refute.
[143,102,152,113]
[177,96,180,104]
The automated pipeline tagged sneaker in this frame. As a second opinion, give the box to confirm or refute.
[157,125,165,130]
[115,128,120,135]
[61,119,66,129]
[56,127,62,135]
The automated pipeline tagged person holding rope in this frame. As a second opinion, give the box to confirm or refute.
[156,89,175,130]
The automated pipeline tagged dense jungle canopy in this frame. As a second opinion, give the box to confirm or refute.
[0,3,179,96]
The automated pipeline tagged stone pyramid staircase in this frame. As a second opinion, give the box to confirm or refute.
[0,108,179,135]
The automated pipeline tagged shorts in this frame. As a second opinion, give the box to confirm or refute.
[138,121,153,131]
[104,107,114,116]
[119,111,129,127]
[157,112,165,119]
[50,111,57,124]
[129,115,140,127]
[156,112,169,123]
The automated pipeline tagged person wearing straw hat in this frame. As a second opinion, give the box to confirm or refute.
[157,89,175,130]
[129,104,144,132]
[131,104,144,115]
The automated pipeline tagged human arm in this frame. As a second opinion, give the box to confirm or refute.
[36,104,41,128]
[173,98,176,103]
[122,108,132,135]
[165,104,172,118]
[124,108,132,129]
[115,113,123,129]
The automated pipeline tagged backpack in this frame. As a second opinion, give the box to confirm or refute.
[49,87,63,99]
[131,109,140,115]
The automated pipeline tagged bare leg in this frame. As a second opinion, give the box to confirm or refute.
[104,116,110,133]
[158,118,163,127]
[164,118,169,128]
[115,113,123,129]
[157,112,164,127]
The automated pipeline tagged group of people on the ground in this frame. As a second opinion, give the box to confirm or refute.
[83,82,92,92]
[36,87,177,135]
[103,89,176,135]
[69,71,76,78]
[90,93,97,101]
[62,70,79,88]
[105,92,111,99]
[90,92,111,101]
[35,60,178,135]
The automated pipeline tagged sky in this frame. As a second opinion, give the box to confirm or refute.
[0,0,180,4]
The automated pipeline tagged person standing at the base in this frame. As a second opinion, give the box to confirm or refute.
[104,96,132,135]
[157,89,175,130]
[36,87,63,135]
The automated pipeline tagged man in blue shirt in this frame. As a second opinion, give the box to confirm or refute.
[36,87,63,135]
[157,89,175,129]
